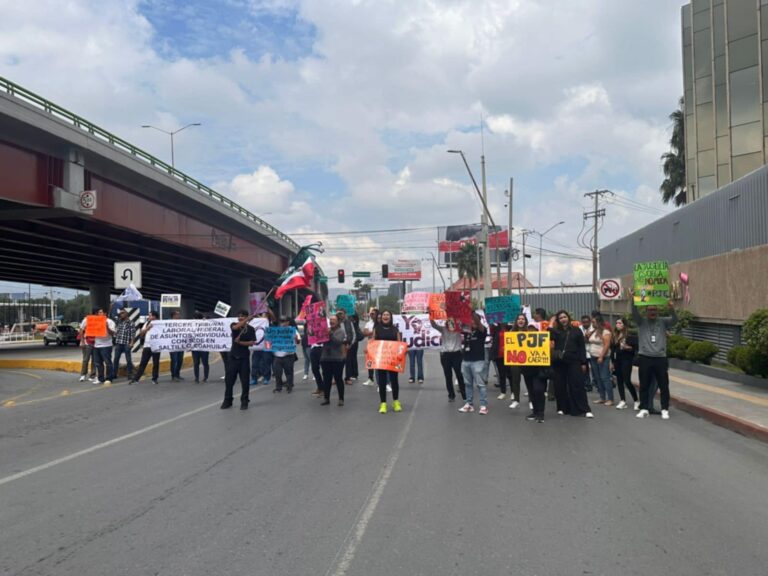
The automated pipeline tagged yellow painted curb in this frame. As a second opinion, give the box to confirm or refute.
[0,354,194,375]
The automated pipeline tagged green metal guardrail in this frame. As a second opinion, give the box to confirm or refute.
[0,76,299,251]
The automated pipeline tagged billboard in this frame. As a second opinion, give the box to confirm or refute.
[437,224,509,266]
[387,259,422,281]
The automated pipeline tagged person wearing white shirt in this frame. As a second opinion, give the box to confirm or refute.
[79,308,116,384]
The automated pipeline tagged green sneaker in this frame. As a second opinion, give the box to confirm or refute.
[393,399,402,412]
[379,402,388,414]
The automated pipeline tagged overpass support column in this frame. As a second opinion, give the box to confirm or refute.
[181,298,196,319]
[89,285,112,312]
[230,278,250,314]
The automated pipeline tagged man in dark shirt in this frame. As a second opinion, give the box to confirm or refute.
[222,310,257,410]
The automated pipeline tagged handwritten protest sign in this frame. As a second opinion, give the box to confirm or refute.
[365,340,408,372]
[445,290,472,325]
[296,295,313,321]
[249,292,268,315]
[402,292,430,313]
[265,326,297,353]
[160,294,181,308]
[84,315,108,338]
[336,295,356,315]
[633,261,670,307]
[484,295,521,324]
[428,293,447,321]
[248,318,269,351]
[148,318,235,352]
[306,302,330,345]
[503,331,551,366]
[214,301,231,317]
[393,314,442,350]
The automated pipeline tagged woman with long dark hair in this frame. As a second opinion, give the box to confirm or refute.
[588,312,614,406]
[320,315,346,406]
[550,310,593,418]
[504,314,528,409]
[373,310,403,413]
[612,318,640,410]
[522,324,549,423]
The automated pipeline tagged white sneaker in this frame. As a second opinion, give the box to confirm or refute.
[497,393,506,400]
[386,384,392,392]
[509,401,520,409]
[636,409,650,419]
[661,410,670,420]
[633,401,641,411]
[585,412,594,419]
[79,375,86,382]
[557,410,564,415]
[458,403,474,413]
[89,377,99,383]
[615,401,627,410]
[302,374,308,380]
[363,378,374,386]
[523,391,529,397]
[103,380,112,385]
[528,401,533,410]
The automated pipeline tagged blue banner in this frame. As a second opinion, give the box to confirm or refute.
[265,326,297,353]
[484,295,521,324]
[336,294,356,315]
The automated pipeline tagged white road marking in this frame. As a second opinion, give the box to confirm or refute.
[326,390,421,576]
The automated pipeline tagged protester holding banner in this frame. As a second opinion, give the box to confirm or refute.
[130,311,161,385]
[550,310,593,418]
[270,318,299,393]
[632,300,677,420]
[431,317,465,402]
[79,308,116,385]
[373,310,403,413]
[222,310,257,410]
[362,308,379,386]
[458,312,489,415]
[588,312,614,406]
[251,310,274,387]
[519,326,550,423]
[502,314,528,408]
[320,315,347,406]
[77,317,96,382]
[191,312,211,383]
[611,318,640,410]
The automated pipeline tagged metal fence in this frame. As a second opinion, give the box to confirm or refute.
[519,292,597,319]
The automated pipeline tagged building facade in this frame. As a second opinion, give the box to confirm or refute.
[682,0,768,201]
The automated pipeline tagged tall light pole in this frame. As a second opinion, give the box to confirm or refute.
[447,149,494,303]
[141,122,201,169]
[534,221,565,295]
[504,177,513,294]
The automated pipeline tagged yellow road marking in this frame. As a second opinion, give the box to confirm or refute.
[3,370,43,380]
[671,375,768,408]
[0,370,47,405]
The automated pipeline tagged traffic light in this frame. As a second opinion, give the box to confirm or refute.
[382,264,389,278]
[338,269,345,283]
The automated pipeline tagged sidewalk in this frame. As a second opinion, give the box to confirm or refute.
[666,367,768,443]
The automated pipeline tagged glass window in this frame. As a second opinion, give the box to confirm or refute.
[682,4,692,28]
[732,152,763,179]
[732,121,762,155]
[693,8,710,32]
[728,34,758,72]
[692,0,709,13]
[697,176,717,196]
[717,134,730,161]
[686,113,697,159]
[698,149,716,176]
[762,7,768,38]
[713,4,726,57]
[762,41,768,102]
[696,76,713,103]
[684,44,694,88]
[694,30,712,78]
[730,66,761,126]
[715,83,728,135]
[696,103,715,151]
[727,0,758,41]
[717,163,731,187]
[714,55,726,83]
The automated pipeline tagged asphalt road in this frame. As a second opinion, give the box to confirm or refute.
[1,352,767,576]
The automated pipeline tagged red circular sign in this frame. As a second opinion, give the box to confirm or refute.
[600,279,621,299]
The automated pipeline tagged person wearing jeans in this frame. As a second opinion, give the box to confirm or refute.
[458,313,488,415]
[111,309,135,380]
[611,318,639,410]
[588,312,614,405]
[79,308,116,385]
[431,318,464,401]
[407,348,424,383]
[78,333,96,382]
[633,301,677,420]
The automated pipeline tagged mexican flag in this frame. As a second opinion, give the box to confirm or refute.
[274,247,318,299]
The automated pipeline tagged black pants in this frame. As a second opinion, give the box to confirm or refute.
[376,369,399,402]
[496,359,522,400]
[345,342,359,380]
[224,355,250,404]
[615,355,638,402]
[524,372,548,416]
[192,351,210,381]
[440,351,465,400]
[134,348,160,382]
[310,346,323,390]
[321,359,345,400]
[638,355,670,410]
[273,355,296,390]
[553,361,591,415]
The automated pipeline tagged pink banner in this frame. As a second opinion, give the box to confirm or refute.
[306,302,330,345]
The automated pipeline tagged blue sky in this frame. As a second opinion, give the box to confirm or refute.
[0,0,683,300]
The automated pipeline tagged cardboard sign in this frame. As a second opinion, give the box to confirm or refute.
[214,301,232,317]
[503,331,551,366]
[296,295,313,322]
[599,278,623,301]
[365,340,408,372]
[249,292,268,315]
[402,292,430,313]
[265,326,297,353]
[633,261,670,307]
[445,290,472,325]
[160,294,181,308]
[428,293,447,321]
[248,318,269,351]
[484,295,521,324]
[336,294,356,315]
[306,302,330,345]
[84,315,108,338]
[393,314,443,350]
[147,318,236,352]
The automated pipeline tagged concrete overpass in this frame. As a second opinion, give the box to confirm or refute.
[0,76,317,314]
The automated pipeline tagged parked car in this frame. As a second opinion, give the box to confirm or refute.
[43,325,79,346]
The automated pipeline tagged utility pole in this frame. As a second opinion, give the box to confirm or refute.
[583,190,611,297]
[506,178,513,295]
[480,155,491,303]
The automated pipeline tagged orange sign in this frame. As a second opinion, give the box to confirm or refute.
[84,315,108,338]
[365,340,408,373]
[428,293,447,321]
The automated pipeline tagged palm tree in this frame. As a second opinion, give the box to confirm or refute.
[455,242,482,290]
[660,97,687,207]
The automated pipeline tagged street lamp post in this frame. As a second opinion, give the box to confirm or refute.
[534,221,565,295]
[447,149,494,303]
[141,122,202,169]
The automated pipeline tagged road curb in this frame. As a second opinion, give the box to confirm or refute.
[670,394,768,444]
[0,354,193,375]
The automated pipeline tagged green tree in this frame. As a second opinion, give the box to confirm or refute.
[455,243,482,289]
[660,97,687,207]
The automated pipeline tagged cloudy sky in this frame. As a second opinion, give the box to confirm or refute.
[0,0,683,296]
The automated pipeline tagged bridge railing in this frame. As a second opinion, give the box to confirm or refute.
[0,76,299,251]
